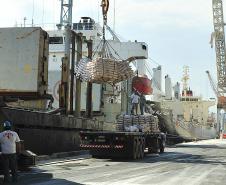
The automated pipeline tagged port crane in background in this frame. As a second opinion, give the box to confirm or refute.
[210,0,226,135]
[206,70,226,108]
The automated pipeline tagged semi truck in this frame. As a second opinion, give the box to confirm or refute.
[80,115,166,159]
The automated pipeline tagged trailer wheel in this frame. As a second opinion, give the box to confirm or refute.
[137,140,142,159]
[160,140,165,153]
[156,140,161,153]
[160,146,164,153]
[142,138,146,153]
[132,138,138,159]
[140,139,145,159]
[148,139,160,154]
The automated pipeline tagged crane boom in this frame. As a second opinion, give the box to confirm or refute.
[206,70,221,97]
[212,0,226,94]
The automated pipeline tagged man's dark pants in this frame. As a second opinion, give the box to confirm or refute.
[2,153,17,182]
[131,103,138,115]
[140,103,145,115]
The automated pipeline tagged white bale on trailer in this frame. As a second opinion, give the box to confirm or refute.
[116,114,160,132]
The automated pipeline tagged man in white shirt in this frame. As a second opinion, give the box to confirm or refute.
[131,91,140,115]
[0,121,20,183]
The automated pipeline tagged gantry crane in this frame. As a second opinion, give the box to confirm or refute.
[211,0,226,106]
[210,0,226,134]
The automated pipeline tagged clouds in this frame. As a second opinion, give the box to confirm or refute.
[0,0,214,30]
[114,0,212,29]
[0,0,60,28]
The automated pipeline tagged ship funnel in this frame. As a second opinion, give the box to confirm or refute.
[153,66,162,91]
[152,66,162,100]
[173,82,180,99]
[165,75,172,100]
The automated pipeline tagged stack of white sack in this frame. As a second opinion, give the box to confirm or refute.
[116,114,160,132]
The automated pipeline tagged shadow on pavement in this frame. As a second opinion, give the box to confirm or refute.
[175,144,226,149]
[102,150,226,166]
[138,151,226,166]
[0,171,84,185]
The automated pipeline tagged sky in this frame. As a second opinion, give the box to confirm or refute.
[0,0,219,100]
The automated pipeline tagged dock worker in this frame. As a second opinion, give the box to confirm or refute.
[0,121,20,183]
[131,91,140,115]
[139,93,146,115]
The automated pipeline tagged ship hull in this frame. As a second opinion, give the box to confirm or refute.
[152,101,218,141]
[160,111,217,140]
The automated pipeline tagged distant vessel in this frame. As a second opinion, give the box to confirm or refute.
[152,67,217,140]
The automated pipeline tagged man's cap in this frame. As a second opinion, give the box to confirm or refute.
[3,121,11,128]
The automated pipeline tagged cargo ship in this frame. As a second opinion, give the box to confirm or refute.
[151,66,218,140]
[0,18,149,154]
[0,18,215,156]
[48,18,217,140]
[48,17,149,121]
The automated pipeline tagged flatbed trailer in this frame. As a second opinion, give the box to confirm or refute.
[80,131,166,159]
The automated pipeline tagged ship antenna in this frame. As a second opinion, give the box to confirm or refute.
[32,0,35,27]
[182,66,190,92]
[113,0,116,31]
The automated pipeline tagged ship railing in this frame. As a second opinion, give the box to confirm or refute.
[73,22,94,31]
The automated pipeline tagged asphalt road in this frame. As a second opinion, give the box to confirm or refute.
[2,139,226,185]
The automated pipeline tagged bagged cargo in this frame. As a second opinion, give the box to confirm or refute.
[116,114,160,132]
[75,57,134,84]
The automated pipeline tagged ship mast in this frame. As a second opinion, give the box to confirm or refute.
[182,66,190,96]
[57,0,73,114]
[57,0,73,30]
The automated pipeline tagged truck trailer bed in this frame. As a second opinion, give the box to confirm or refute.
[80,131,166,159]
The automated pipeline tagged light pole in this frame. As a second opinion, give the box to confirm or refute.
[23,17,27,27]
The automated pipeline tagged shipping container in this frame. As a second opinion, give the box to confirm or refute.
[0,27,49,96]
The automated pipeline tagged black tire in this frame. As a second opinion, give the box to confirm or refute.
[160,140,165,153]
[154,147,160,154]
[140,139,145,159]
[150,139,160,154]
[137,139,142,159]
[160,146,164,153]
[148,144,160,154]
[132,139,138,159]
